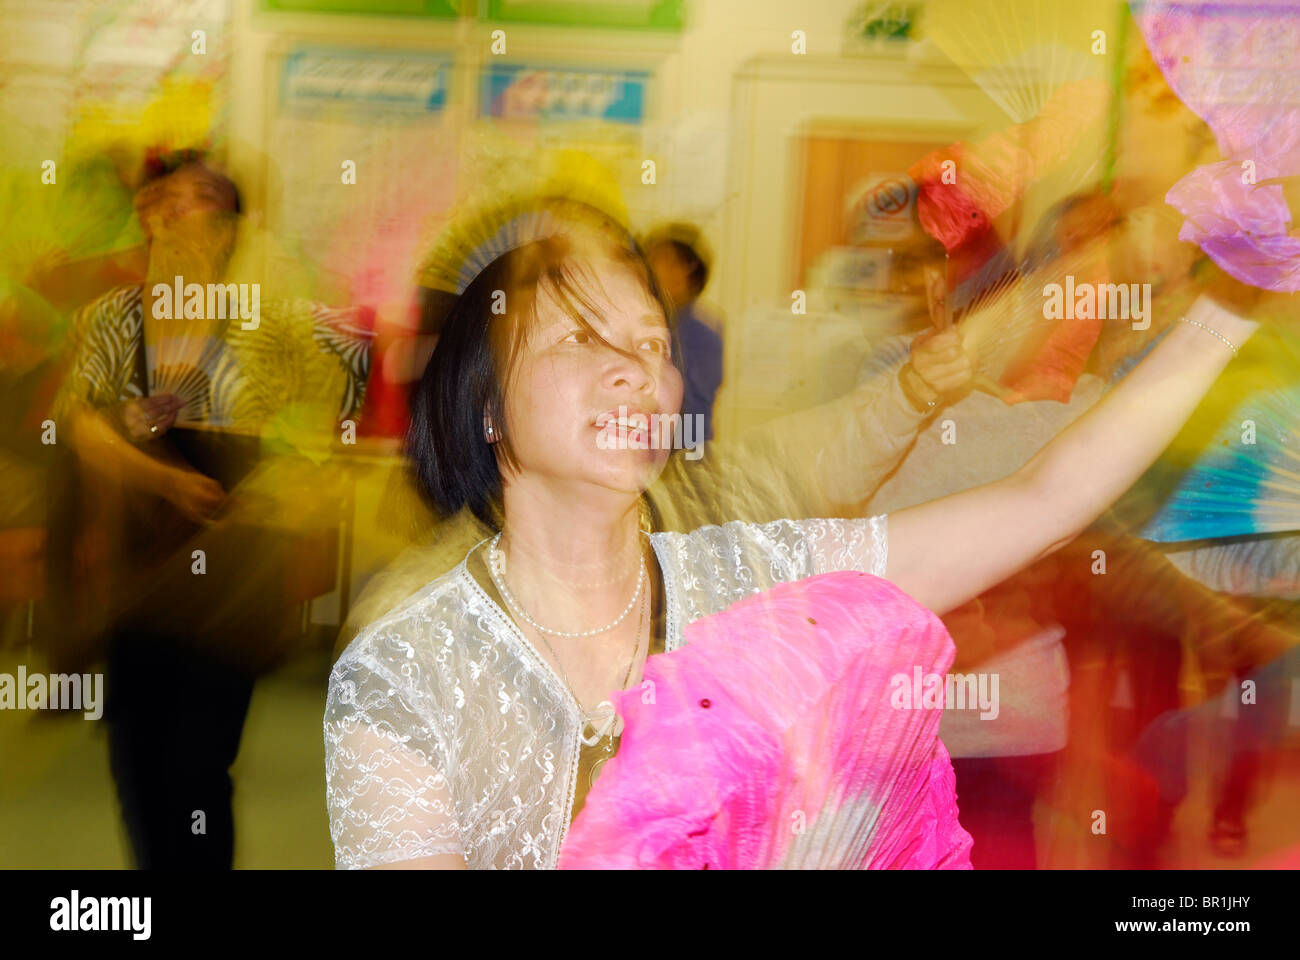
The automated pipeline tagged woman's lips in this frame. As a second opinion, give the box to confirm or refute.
[594,408,655,447]
[593,408,654,429]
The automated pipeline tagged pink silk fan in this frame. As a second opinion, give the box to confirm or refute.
[558,571,974,870]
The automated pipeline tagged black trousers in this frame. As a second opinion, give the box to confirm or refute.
[104,632,255,869]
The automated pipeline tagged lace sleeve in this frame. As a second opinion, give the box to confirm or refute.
[324,645,463,869]
[787,515,890,578]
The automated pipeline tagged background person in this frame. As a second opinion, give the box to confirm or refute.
[643,223,724,441]
[55,153,371,868]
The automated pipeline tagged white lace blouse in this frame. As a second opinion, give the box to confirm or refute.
[324,515,889,870]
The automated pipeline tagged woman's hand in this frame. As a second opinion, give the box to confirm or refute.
[122,394,184,441]
[902,328,975,407]
[164,467,227,525]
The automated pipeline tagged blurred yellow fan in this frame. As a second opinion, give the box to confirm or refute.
[922,0,1115,124]
[417,139,632,295]
[0,149,138,289]
[67,78,216,177]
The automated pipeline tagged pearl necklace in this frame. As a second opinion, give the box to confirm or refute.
[487,532,646,639]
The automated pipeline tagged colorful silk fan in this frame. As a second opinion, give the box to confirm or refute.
[946,233,1110,404]
[907,2,1122,404]
[919,0,1115,241]
[1137,330,1300,541]
[916,0,1117,341]
[0,157,138,287]
[1131,0,1300,291]
[558,571,973,870]
[908,77,1112,265]
[0,141,139,345]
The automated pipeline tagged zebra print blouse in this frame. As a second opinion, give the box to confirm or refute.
[59,285,373,426]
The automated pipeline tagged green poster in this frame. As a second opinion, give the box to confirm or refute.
[262,0,462,17]
[482,0,685,31]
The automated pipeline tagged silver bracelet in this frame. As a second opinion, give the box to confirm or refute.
[1180,316,1239,357]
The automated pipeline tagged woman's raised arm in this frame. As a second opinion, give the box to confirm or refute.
[885,293,1261,615]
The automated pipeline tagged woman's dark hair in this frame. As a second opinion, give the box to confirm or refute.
[642,223,712,302]
[666,239,708,299]
[407,208,682,530]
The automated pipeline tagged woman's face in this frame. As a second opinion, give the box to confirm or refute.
[499,253,683,500]
[139,164,238,284]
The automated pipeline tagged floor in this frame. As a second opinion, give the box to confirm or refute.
[2,633,1296,869]
[0,641,335,869]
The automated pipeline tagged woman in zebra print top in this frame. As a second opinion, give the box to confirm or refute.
[52,156,373,869]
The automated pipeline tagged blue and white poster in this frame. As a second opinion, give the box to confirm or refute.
[281,48,451,113]
[479,64,648,124]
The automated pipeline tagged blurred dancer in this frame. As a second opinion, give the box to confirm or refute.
[834,192,1114,867]
[0,291,57,635]
[1087,208,1300,863]
[802,188,1295,868]
[56,153,371,868]
[643,224,723,441]
[324,194,1265,869]
[732,227,976,522]
[850,328,1104,867]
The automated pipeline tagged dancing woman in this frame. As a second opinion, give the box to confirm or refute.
[324,200,1262,869]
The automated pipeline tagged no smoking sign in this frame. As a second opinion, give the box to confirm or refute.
[848,173,917,242]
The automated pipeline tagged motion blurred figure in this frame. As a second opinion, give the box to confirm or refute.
[643,224,723,441]
[54,153,370,867]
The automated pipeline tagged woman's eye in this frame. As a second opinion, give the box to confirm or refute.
[641,338,670,356]
[562,329,592,345]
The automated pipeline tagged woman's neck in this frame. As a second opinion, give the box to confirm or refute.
[496,482,646,626]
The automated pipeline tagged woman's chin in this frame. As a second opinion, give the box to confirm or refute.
[587,450,666,493]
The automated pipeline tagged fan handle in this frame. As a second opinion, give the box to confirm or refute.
[925,255,952,331]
